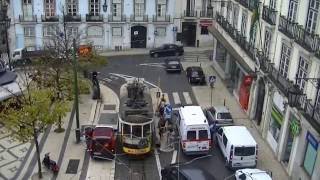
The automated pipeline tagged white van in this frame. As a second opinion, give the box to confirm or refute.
[216,126,257,169]
[177,106,211,155]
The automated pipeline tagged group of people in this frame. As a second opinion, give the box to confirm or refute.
[157,94,173,138]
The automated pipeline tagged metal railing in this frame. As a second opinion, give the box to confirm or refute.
[130,15,148,22]
[298,95,320,128]
[41,15,59,22]
[278,15,297,39]
[200,10,214,18]
[152,15,170,22]
[108,15,126,22]
[19,15,37,22]
[262,6,277,25]
[64,14,81,22]
[183,10,197,17]
[86,14,103,22]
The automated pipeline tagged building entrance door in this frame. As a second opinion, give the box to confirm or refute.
[182,22,196,47]
[131,26,147,48]
[254,79,266,125]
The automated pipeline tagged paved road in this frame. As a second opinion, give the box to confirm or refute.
[96,54,233,180]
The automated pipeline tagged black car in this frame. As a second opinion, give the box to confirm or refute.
[150,44,184,58]
[164,58,182,73]
[186,66,206,84]
[161,164,216,180]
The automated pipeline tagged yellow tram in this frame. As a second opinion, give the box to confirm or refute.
[119,78,154,155]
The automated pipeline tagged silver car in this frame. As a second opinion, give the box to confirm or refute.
[204,106,234,126]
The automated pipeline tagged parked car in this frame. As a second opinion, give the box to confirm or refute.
[186,66,206,84]
[161,163,216,180]
[150,44,184,58]
[204,106,234,126]
[164,58,182,73]
[235,168,272,180]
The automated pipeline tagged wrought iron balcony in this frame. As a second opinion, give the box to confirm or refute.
[152,15,170,22]
[108,15,126,22]
[19,15,37,22]
[297,95,320,132]
[200,10,213,18]
[278,15,297,39]
[130,15,148,22]
[295,26,320,53]
[41,15,59,22]
[183,10,197,18]
[86,14,103,22]
[64,15,81,22]
[239,0,259,11]
[262,6,276,25]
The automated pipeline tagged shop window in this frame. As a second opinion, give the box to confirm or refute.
[269,106,283,142]
[303,132,318,175]
[201,26,208,34]
[87,26,103,37]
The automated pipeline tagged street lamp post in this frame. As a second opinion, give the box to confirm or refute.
[1,3,11,70]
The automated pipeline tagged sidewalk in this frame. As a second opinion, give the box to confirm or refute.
[186,61,289,180]
[99,47,213,57]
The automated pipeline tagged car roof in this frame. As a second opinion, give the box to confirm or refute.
[168,164,216,180]
[93,126,114,138]
[180,106,208,126]
[213,106,230,113]
[236,169,272,180]
[221,126,257,146]
[188,66,203,71]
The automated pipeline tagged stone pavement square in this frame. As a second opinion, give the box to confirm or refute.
[0,160,22,179]
[8,143,30,159]
[0,137,22,149]
[0,151,16,167]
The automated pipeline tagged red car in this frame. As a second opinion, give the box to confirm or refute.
[89,125,116,159]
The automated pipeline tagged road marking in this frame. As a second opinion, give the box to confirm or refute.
[183,92,192,104]
[102,78,112,82]
[171,150,178,164]
[154,149,162,179]
[109,73,160,89]
[172,92,181,105]
[109,75,119,80]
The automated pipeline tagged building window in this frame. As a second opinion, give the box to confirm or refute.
[288,0,298,22]
[241,11,248,37]
[201,26,208,34]
[67,0,78,16]
[43,26,57,36]
[23,0,33,17]
[303,132,318,176]
[89,0,100,16]
[227,1,233,23]
[45,0,55,17]
[269,105,283,142]
[232,5,239,29]
[67,27,78,37]
[264,29,272,58]
[87,26,103,37]
[306,0,319,33]
[279,43,291,78]
[24,27,35,37]
[297,56,309,91]
[156,0,166,17]
[269,0,276,9]
[112,0,122,17]
[134,0,145,17]
[156,27,166,36]
[112,27,122,36]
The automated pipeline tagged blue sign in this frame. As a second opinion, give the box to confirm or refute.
[306,131,318,149]
[164,104,173,120]
[209,75,216,83]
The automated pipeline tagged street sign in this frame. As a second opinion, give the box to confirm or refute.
[209,75,216,83]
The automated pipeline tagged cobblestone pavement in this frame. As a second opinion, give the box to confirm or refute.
[0,123,31,180]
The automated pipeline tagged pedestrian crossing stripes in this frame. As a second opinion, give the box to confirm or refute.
[183,92,192,104]
[172,92,181,105]
[183,51,210,62]
[162,92,196,107]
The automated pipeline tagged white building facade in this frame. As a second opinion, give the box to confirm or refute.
[209,0,320,179]
[8,0,178,51]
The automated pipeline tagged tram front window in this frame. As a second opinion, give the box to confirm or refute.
[143,124,151,137]
[123,123,131,137]
[132,125,142,138]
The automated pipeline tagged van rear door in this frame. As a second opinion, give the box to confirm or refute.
[232,146,256,168]
[183,128,210,153]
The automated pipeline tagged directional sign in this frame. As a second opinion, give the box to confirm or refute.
[209,76,216,83]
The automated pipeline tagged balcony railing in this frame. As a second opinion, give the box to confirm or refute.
[200,10,213,18]
[297,95,320,131]
[262,6,277,25]
[86,14,103,22]
[130,15,148,22]
[239,0,259,11]
[41,15,59,22]
[152,15,170,22]
[278,15,297,39]
[19,15,37,22]
[108,15,126,22]
[183,10,197,17]
[64,15,81,22]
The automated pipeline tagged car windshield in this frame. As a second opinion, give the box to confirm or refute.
[217,112,232,119]
[234,146,256,156]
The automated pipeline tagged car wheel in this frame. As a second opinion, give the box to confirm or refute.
[154,53,159,58]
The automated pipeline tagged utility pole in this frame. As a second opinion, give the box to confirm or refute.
[72,38,80,143]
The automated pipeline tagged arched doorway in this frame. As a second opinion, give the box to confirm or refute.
[131,26,147,48]
[254,79,266,125]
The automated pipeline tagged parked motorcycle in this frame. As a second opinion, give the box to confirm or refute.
[42,153,59,173]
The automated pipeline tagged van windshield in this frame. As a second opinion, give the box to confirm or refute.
[217,112,232,119]
[187,131,196,140]
[234,147,256,156]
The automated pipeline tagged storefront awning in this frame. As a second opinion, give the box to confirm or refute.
[208,25,254,74]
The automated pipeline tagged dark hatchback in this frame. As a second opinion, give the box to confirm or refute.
[161,164,216,180]
[150,44,184,58]
[186,66,206,85]
[164,58,182,73]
